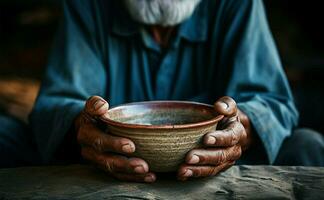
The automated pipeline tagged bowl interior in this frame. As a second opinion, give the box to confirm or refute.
[106,101,219,126]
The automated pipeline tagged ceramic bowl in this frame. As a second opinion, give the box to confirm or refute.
[103,101,223,172]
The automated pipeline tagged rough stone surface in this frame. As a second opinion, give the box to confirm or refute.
[0,165,323,199]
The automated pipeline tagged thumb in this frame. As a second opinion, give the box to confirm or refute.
[214,96,237,117]
[84,96,110,119]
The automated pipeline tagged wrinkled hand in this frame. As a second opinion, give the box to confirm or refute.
[177,96,253,181]
[75,96,156,183]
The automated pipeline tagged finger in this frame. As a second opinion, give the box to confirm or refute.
[177,161,235,181]
[185,146,242,165]
[214,96,237,117]
[114,172,156,183]
[81,147,149,174]
[84,96,110,119]
[204,121,246,147]
[77,123,135,154]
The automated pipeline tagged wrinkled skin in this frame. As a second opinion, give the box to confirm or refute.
[177,96,254,181]
[75,96,253,183]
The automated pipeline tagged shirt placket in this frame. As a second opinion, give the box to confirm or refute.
[155,50,176,100]
[140,28,179,100]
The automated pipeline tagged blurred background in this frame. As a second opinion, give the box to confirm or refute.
[0,0,323,133]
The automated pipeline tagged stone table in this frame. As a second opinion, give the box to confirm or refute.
[0,165,323,199]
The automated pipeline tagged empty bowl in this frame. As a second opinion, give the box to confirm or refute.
[103,101,223,172]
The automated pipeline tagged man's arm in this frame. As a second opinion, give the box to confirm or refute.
[29,0,107,163]
[220,0,299,163]
[30,1,157,183]
[177,0,299,180]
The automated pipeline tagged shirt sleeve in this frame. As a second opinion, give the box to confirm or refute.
[218,0,299,163]
[29,0,107,163]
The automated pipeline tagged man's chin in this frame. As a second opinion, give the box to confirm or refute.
[123,0,202,26]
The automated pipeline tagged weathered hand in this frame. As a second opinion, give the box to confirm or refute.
[177,96,253,181]
[75,96,156,183]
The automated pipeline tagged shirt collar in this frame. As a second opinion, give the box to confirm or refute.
[111,1,208,43]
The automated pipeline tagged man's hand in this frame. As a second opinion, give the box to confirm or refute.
[75,96,156,183]
[177,96,254,181]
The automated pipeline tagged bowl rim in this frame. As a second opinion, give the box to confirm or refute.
[102,101,224,129]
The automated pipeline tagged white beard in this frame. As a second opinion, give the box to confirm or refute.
[123,0,202,26]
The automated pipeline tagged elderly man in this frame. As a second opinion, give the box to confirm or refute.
[28,0,324,182]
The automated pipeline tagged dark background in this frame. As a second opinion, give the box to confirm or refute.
[0,0,323,133]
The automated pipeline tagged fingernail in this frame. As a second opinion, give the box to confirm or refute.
[144,175,155,183]
[134,166,145,174]
[188,155,200,164]
[219,102,228,110]
[94,99,105,110]
[206,136,216,145]
[122,144,134,153]
[183,169,193,177]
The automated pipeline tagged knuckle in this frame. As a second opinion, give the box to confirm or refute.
[209,167,219,176]
[230,127,240,145]
[93,137,104,152]
[230,146,242,161]
[103,159,114,173]
[235,146,242,158]
[237,122,245,133]
[220,150,227,162]
[200,154,207,163]
[227,114,240,124]
[229,121,244,143]
[194,168,203,177]
[237,122,247,142]
[112,138,124,151]
[216,150,227,163]
[216,133,225,145]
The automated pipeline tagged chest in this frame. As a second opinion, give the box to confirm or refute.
[105,34,219,105]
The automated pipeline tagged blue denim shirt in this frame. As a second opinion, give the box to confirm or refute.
[30,0,298,164]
